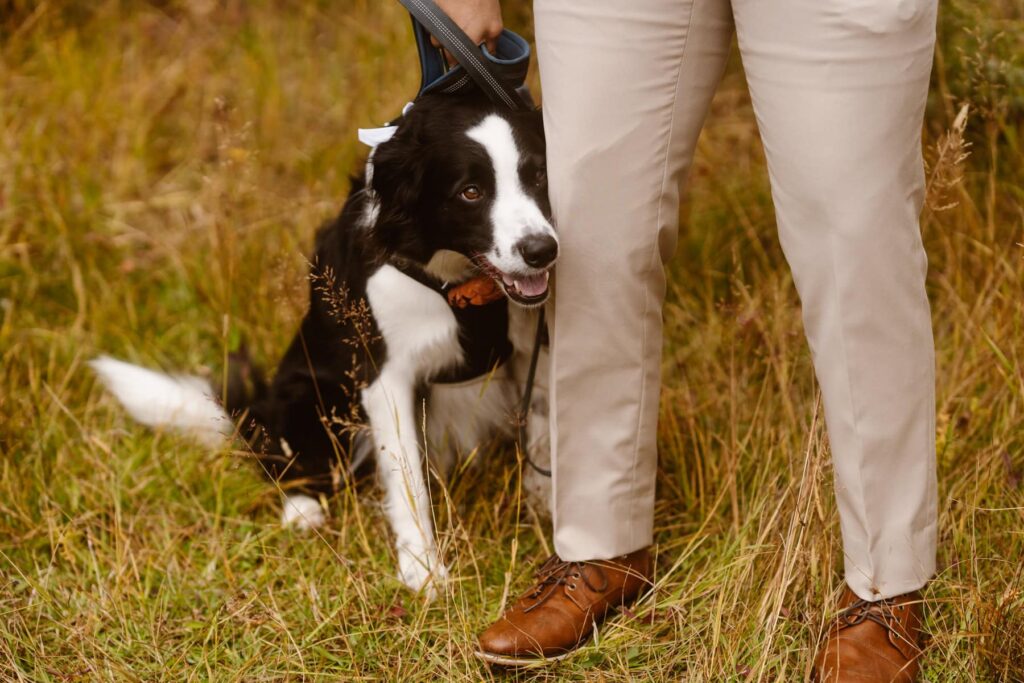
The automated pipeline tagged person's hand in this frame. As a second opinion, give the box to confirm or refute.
[431,0,503,62]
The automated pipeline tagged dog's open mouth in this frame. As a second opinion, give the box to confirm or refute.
[474,257,551,306]
[498,270,550,305]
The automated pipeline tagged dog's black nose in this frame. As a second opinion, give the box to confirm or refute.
[516,234,559,269]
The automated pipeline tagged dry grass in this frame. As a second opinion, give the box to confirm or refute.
[1,1,1022,680]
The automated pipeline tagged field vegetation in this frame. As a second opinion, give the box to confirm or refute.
[1,1,1022,680]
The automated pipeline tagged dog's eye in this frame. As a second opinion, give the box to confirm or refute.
[460,185,483,201]
[534,167,547,185]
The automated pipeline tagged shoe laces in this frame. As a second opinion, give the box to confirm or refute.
[522,555,610,613]
[835,595,915,646]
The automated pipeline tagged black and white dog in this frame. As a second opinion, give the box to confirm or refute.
[91,93,556,596]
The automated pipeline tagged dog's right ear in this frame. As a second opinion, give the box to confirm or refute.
[364,118,431,260]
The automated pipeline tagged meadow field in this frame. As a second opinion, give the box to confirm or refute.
[1,1,1022,680]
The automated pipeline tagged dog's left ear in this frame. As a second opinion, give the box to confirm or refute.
[365,119,431,259]
[514,108,545,144]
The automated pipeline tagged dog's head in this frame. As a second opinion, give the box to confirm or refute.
[365,94,557,307]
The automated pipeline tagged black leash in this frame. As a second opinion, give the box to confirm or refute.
[394,0,551,478]
[516,307,550,477]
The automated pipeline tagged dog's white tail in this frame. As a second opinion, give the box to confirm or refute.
[89,356,232,447]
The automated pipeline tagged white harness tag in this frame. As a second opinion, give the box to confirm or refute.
[358,125,398,148]
[357,102,414,149]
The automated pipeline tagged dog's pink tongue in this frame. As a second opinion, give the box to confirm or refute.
[514,273,549,298]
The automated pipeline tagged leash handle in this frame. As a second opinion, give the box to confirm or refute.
[397,0,533,111]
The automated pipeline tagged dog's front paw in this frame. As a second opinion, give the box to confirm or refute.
[280,494,327,530]
[397,546,449,600]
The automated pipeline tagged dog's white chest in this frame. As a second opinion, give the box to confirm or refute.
[365,264,463,379]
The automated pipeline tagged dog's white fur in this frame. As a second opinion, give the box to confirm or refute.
[280,493,327,530]
[89,356,231,448]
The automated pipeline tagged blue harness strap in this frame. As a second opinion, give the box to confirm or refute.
[397,0,535,110]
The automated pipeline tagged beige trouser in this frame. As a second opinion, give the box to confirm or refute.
[535,0,938,601]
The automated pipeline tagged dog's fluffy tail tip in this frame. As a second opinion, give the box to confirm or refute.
[90,355,231,447]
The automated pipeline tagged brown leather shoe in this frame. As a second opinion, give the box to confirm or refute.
[813,586,925,682]
[475,548,652,666]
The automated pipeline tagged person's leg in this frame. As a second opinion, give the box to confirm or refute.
[538,0,734,563]
[476,0,733,663]
[731,0,937,677]
[733,0,938,604]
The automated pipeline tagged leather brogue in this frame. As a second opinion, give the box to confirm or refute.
[814,586,925,682]
[475,548,652,666]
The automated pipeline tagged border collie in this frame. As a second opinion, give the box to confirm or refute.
[91,93,557,597]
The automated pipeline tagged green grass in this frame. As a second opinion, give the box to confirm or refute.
[1,1,1022,680]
